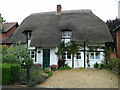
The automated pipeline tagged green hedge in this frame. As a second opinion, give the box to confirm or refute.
[2,64,21,85]
[108,59,120,75]
[2,65,11,85]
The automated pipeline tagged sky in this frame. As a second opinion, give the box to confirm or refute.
[0,0,119,24]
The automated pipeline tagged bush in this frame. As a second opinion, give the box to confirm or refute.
[59,65,71,70]
[99,63,107,69]
[11,64,21,83]
[27,75,45,87]
[44,67,50,73]
[26,67,47,87]
[2,65,11,85]
[79,67,84,69]
[94,62,99,69]
[47,71,53,78]
[2,64,21,85]
[58,58,66,68]
[108,59,120,74]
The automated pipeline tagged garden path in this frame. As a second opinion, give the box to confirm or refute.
[37,69,118,88]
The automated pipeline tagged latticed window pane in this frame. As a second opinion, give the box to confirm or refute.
[67,52,71,59]
[30,50,35,58]
[76,51,81,59]
[62,31,72,38]
[90,52,94,59]
[62,51,66,59]
[95,52,100,59]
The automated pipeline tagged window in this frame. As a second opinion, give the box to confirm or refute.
[30,50,35,59]
[90,52,94,59]
[62,31,72,38]
[27,32,32,39]
[89,52,100,60]
[95,52,100,59]
[76,51,81,59]
[67,52,71,59]
[62,31,72,44]
[62,51,66,59]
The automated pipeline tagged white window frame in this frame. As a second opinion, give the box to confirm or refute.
[62,31,72,44]
[66,52,71,59]
[76,51,81,59]
[89,52,100,60]
[30,50,35,61]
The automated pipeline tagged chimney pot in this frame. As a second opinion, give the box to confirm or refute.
[57,4,62,13]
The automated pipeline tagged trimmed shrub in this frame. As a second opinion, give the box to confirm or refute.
[94,62,99,69]
[2,64,20,85]
[11,64,21,83]
[2,65,11,85]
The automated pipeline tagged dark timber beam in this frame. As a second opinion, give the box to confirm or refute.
[84,42,86,68]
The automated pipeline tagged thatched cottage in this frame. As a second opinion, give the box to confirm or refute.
[11,5,113,68]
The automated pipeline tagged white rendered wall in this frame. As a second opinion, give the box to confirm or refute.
[35,48,43,64]
[50,47,58,66]
[28,43,105,68]
[35,47,58,66]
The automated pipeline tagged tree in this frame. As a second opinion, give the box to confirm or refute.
[0,14,5,23]
[0,14,6,31]
[66,41,79,68]
[1,44,33,83]
[106,18,120,41]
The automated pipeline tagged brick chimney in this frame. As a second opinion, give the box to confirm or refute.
[57,4,62,13]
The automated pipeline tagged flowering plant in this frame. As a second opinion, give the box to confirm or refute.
[34,63,42,69]
[50,65,58,69]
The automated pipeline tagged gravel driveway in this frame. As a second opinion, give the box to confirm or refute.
[37,69,118,88]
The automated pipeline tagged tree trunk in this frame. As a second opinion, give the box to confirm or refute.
[26,65,30,82]
[72,54,74,68]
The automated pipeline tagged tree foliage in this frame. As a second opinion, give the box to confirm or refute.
[1,44,34,83]
[66,41,79,68]
[56,41,80,68]
[2,45,33,66]
[0,15,5,23]
[106,18,120,41]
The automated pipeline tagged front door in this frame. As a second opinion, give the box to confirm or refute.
[43,49,50,68]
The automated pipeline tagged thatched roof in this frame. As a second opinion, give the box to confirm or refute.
[11,10,113,47]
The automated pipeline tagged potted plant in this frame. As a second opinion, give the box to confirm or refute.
[50,65,58,71]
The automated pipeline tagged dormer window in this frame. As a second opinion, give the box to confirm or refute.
[61,29,72,43]
[62,31,72,38]
[27,32,31,39]
[22,30,32,47]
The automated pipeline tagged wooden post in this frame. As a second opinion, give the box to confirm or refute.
[84,42,86,68]
[72,53,74,68]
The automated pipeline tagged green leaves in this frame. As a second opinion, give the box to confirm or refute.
[66,41,79,55]
[1,44,33,65]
